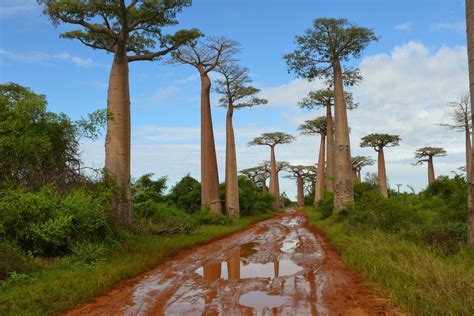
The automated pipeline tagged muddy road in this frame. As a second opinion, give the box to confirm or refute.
[67,210,397,315]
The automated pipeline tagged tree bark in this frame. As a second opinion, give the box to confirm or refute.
[326,102,335,191]
[332,59,354,211]
[297,175,305,207]
[378,148,388,198]
[225,105,239,217]
[466,126,472,182]
[269,145,280,209]
[467,0,474,246]
[427,157,435,185]
[200,71,221,213]
[105,46,132,226]
[314,134,326,206]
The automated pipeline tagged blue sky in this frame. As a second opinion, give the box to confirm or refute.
[0,0,469,198]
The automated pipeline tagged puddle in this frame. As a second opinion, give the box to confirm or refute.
[280,239,300,253]
[239,291,286,315]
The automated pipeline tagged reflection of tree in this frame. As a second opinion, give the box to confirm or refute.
[202,262,221,315]
[274,260,280,278]
[203,262,222,281]
[227,248,241,279]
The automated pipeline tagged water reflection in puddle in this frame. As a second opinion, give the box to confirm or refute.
[195,242,303,280]
[239,291,286,315]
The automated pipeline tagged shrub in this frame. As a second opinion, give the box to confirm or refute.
[167,174,201,213]
[69,242,107,265]
[317,191,334,219]
[237,176,274,216]
[0,241,35,279]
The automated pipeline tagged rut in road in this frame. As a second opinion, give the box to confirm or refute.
[66,210,398,315]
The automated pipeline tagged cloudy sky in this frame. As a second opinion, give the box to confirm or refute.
[0,0,468,198]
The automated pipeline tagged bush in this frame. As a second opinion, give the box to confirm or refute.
[167,174,201,213]
[196,209,233,225]
[237,176,274,216]
[69,242,107,265]
[0,241,35,279]
[317,191,334,219]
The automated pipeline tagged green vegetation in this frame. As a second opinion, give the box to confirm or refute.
[305,176,474,315]
[0,83,276,315]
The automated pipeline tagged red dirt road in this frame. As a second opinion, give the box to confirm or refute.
[66,210,399,315]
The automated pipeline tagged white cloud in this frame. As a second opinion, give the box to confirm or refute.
[394,22,412,31]
[431,21,465,34]
[0,0,37,17]
[0,49,96,68]
[259,78,322,107]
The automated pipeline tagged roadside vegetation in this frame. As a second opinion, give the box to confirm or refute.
[305,176,474,316]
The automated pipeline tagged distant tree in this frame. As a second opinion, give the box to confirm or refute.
[351,156,375,182]
[466,0,474,246]
[131,174,167,204]
[171,36,239,214]
[215,63,267,217]
[395,183,403,194]
[439,94,472,180]
[249,133,294,209]
[284,165,317,207]
[298,116,327,206]
[261,160,289,193]
[285,18,378,211]
[414,147,447,185]
[360,133,401,197]
[299,88,358,192]
[38,0,200,226]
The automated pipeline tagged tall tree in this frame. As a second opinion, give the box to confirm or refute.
[439,94,472,181]
[298,117,327,206]
[284,165,317,207]
[215,63,267,217]
[299,88,358,191]
[249,132,294,209]
[240,166,269,191]
[285,18,378,211]
[261,161,288,193]
[171,36,239,214]
[360,133,401,197]
[466,0,474,246]
[38,0,200,226]
[351,156,375,183]
[414,147,447,185]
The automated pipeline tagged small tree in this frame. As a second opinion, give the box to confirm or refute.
[215,63,267,217]
[439,94,472,181]
[351,156,375,183]
[285,18,378,211]
[360,133,401,197]
[38,0,200,226]
[249,132,294,209]
[284,165,317,207]
[171,36,239,214]
[299,88,358,192]
[414,147,447,185]
[298,117,327,206]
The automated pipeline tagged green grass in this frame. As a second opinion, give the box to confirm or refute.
[0,212,275,316]
[304,208,474,316]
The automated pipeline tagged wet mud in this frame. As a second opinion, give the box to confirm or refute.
[66,210,399,315]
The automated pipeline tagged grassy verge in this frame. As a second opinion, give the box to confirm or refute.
[0,212,275,316]
[304,208,474,316]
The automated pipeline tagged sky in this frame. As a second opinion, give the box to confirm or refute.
[0,0,469,199]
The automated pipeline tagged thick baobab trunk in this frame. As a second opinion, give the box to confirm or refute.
[225,105,239,217]
[427,157,435,185]
[467,0,474,246]
[378,149,388,198]
[200,72,221,213]
[105,47,132,226]
[269,145,280,209]
[326,103,335,191]
[296,175,305,207]
[314,134,326,206]
[332,59,354,211]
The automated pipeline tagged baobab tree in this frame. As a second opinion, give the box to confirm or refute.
[284,165,317,207]
[298,117,327,205]
[414,147,447,185]
[215,63,267,217]
[467,0,474,246]
[351,156,375,183]
[171,36,239,214]
[299,88,358,191]
[249,132,294,209]
[360,134,401,198]
[285,18,378,211]
[38,0,200,226]
[439,94,472,181]
[261,160,288,194]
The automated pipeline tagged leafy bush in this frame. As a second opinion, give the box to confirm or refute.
[196,209,233,225]
[0,241,35,279]
[237,176,274,216]
[69,242,106,265]
[168,174,201,213]
[131,173,167,204]
[317,191,334,219]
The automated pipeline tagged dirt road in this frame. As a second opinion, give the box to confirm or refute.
[66,210,397,315]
